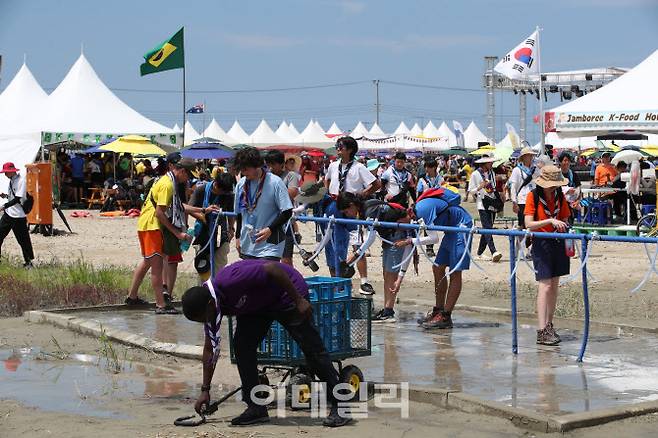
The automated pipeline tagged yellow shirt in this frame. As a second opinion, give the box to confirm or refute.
[462,164,473,180]
[135,161,146,175]
[137,177,174,231]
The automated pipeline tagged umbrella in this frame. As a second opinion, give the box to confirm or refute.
[99,135,166,156]
[611,149,648,165]
[231,143,251,150]
[581,148,617,158]
[181,145,233,160]
[641,146,658,157]
[439,148,469,156]
[469,145,495,156]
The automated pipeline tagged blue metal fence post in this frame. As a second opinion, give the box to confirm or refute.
[209,213,217,279]
[509,236,518,355]
[578,237,590,362]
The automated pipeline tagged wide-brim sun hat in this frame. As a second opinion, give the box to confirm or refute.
[474,154,496,164]
[518,147,536,158]
[295,182,327,204]
[366,159,380,172]
[284,153,302,171]
[535,165,568,188]
[0,162,19,173]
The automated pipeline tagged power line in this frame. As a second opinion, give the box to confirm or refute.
[380,80,484,93]
[101,80,371,94]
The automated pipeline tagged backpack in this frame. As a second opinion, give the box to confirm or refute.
[362,199,407,241]
[9,179,34,215]
[415,187,461,207]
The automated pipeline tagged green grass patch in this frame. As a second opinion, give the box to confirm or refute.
[0,256,197,317]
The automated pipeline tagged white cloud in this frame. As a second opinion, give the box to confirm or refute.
[223,34,305,49]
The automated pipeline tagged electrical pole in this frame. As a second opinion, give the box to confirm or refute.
[373,79,380,126]
[484,56,498,145]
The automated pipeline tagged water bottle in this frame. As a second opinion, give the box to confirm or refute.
[179,228,195,252]
[564,229,576,258]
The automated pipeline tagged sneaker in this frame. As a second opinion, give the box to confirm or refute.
[163,292,172,306]
[426,247,436,258]
[491,251,503,263]
[323,405,352,427]
[372,308,396,323]
[546,322,561,343]
[125,296,149,306]
[230,405,270,426]
[359,282,376,296]
[422,311,453,329]
[417,307,442,325]
[536,327,560,345]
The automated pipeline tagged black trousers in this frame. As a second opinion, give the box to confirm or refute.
[234,308,339,407]
[477,209,497,255]
[0,214,34,263]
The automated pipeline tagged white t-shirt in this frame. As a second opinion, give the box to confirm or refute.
[326,159,376,195]
[508,165,538,205]
[380,166,413,197]
[468,168,496,211]
[6,174,27,218]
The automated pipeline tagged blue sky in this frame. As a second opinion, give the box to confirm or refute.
[1,0,657,143]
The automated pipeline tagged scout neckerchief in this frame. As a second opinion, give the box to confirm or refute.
[392,167,409,189]
[423,173,441,190]
[538,190,561,220]
[204,278,223,365]
[338,159,355,193]
[241,168,267,214]
[563,169,574,187]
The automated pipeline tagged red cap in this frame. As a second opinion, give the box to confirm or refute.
[0,162,19,173]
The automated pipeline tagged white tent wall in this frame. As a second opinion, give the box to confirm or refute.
[288,123,301,139]
[295,120,333,148]
[464,121,488,150]
[204,118,237,145]
[409,123,423,136]
[548,50,658,137]
[184,121,201,146]
[0,64,48,135]
[393,122,410,135]
[437,122,457,146]
[0,133,42,194]
[351,121,369,138]
[227,121,250,143]
[369,122,385,136]
[326,122,343,135]
[422,121,439,138]
[248,120,284,146]
[275,121,296,142]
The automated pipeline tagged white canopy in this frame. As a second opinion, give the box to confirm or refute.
[422,121,439,138]
[369,122,386,136]
[248,120,284,146]
[275,121,296,142]
[326,122,343,135]
[534,132,598,151]
[0,63,48,135]
[437,122,457,146]
[350,121,369,138]
[288,122,301,139]
[548,50,658,137]
[409,123,423,136]
[464,121,488,150]
[203,118,237,145]
[173,123,180,132]
[184,121,201,145]
[41,54,175,138]
[227,121,250,144]
[314,120,325,133]
[294,120,333,148]
[393,122,410,135]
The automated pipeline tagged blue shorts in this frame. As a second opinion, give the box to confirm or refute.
[382,244,405,273]
[532,237,570,280]
[435,231,471,271]
[322,198,356,272]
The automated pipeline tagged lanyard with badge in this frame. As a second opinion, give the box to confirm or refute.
[242,168,266,226]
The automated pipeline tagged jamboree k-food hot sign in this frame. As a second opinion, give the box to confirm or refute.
[545,110,658,133]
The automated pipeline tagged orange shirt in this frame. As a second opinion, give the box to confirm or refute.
[524,191,571,233]
[594,163,617,186]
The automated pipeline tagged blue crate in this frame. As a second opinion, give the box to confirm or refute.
[305,276,352,302]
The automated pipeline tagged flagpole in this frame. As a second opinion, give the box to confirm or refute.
[536,25,545,154]
[182,63,186,147]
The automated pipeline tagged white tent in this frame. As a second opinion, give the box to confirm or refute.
[437,121,457,146]
[326,122,343,136]
[295,120,333,148]
[350,121,369,138]
[173,123,180,132]
[369,122,386,136]
[547,50,658,137]
[314,120,325,133]
[288,122,301,139]
[41,54,175,141]
[463,121,488,150]
[533,132,598,151]
[184,121,201,145]
[0,63,48,135]
[496,132,520,150]
[227,121,250,144]
[393,121,410,135]
[422,121,439,138]
[203,118,237,145]
[409,123,423,136]
[248,120,284,146]
[275,121,296,142]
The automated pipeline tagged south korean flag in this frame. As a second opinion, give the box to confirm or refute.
[494,30,539,80]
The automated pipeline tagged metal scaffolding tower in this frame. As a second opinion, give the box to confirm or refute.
[484,56,498,145]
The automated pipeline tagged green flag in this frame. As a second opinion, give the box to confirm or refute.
[140,27,184,76]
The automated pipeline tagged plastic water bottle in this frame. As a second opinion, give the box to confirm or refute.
[564,229,576,258]
[179,228,195,252]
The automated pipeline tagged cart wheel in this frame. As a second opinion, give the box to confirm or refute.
[255,372,270,400]
[286,372,312,410]
[339,365,364,401]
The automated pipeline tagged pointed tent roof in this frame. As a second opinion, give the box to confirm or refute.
[351,121,369,138]
[295,120,333,147]
[422,121,439,138]
[288,122,301,138]
[464,121,488,150]
[550,50,658,136]
[393,122,410,135]
[437,122,457,146]
[184,121,201,145]
[326,122,343,135]
[0,63,48,135]
[314,120,325,133]
[275,121,296,142]
[227,121,250,143]
[41,54,173,135]
[248,120,284,145]
[409,123,423,136]
[173,123,181,132]
[204,118,237,145]
[369,122,386,136]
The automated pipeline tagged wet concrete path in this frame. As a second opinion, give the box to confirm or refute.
[69,306,658,416]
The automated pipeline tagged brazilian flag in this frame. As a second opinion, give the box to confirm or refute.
[140,27,184,76]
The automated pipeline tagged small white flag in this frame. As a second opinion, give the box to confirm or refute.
[452,121,465,148]
[494,30,539,80]
[505,123,520,149]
